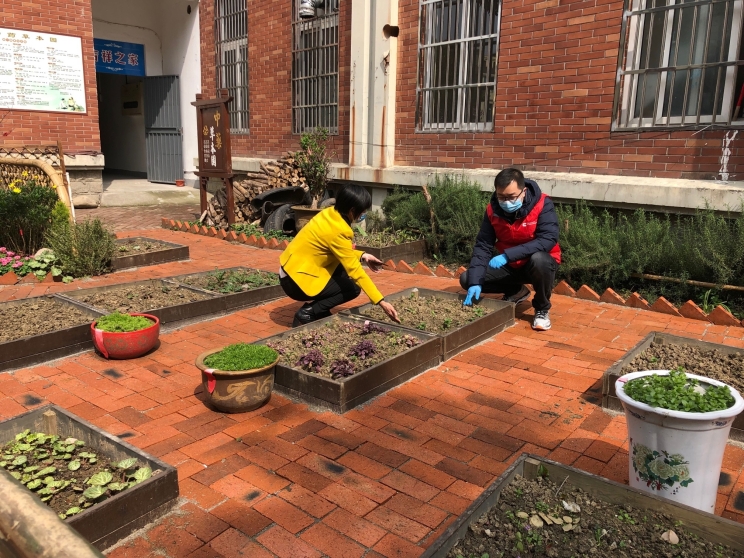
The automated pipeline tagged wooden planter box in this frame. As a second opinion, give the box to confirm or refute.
[354,239,427,264]
[422,453,744,557]
[257,315,441,413]
[0,405,178,551]
[167,267,285,310]
[602,331,744,442]
[56,279,223,327]
[343,288,514,361]
[111,237,189,271]
[0,296,103,372]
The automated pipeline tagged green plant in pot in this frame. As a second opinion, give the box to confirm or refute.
[195,343,279,413]
[293,128,334,230]
[91,312,160,360]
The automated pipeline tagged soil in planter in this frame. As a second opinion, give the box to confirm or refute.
[0,298,92,343]
[181,269,279,294]
[354,230,421,248]
[0,429,152,518]
[114,239,174,255]
[361,292,493,334]
[264,318,421,379]
[448,474,740,558]
[622,341,744,396]
[74,283,210,314]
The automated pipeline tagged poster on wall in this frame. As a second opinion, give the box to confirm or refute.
[0,27,87,113]
[93,39,145,77]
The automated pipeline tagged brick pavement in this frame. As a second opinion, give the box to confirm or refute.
[76,205,201,232]
[2,229,744,558]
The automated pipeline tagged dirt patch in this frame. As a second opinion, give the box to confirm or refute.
[73,283,210,313]
[114,238,174,255]
[354,231,421,248]
[181,269,279,294]
[449,474,740,558]
[0,298,92,343]
[361,292,492,334]
[264,318,421,379]
[622,342,744,395]
[1,429,151,518]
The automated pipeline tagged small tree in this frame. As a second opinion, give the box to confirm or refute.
[296,128,333,208]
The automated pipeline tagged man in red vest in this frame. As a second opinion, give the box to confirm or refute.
[461,168,561,331]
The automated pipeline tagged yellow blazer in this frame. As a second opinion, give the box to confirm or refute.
[280,207,384,304]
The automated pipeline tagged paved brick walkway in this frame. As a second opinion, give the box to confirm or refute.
[2,229,744,558]
[76,205,200,232]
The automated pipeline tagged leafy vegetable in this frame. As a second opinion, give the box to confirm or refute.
[68,461,81,471]
[116,458,137,470]
[329,359,355,380]
[296,350,325,371]
[83,485,106,500]
[624,367,735,412]
[349,340,376,360]
[88,472,113,486]
[95,312,154,333]
[132,467,152,483]
[203,343,278,371]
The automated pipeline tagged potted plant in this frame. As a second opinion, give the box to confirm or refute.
[91,312,160,359]
[195,343,279,413]
[615,367,744,513]
[292,127,333,230]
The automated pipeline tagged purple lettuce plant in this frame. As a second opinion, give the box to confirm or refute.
[349,340,376,360]
[296,349,324,371]
[301,331,324,348]
[329,359,355,380]
[361,321,389,335]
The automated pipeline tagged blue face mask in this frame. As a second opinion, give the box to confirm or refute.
[499,198,523,213]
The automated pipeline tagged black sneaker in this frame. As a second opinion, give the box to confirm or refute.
[504,285,530,305]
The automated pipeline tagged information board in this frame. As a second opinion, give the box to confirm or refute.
[94,39,145,77]
[0,27,87,113]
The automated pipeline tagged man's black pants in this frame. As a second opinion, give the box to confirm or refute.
[459,252,557,311]
[280,265,361,316]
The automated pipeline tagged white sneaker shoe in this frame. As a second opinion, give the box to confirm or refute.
[532,310,551,331]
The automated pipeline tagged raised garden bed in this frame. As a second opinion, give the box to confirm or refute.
[0,296,102,372]
[56,279,221,327]
[354,236,427,264]
[0,405,178,551]
[111,237,189,271]
[422,453,744,558]
[602,332,744,442]
[168,267,284,310]
[258,315,441,412]
[344,288,514,361]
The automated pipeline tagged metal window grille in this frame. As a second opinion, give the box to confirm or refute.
[215,0,249,134]
[416,0,502,132]
[614,0,744,130]
[292,0,340,135]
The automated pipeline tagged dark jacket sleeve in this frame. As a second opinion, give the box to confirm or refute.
[466,212,497,286]
[502,196,560,263]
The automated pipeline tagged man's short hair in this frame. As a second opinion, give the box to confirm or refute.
[494,168,525,190]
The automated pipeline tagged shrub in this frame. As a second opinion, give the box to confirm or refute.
[295,128,333,207]
[45,218,116,278]
[50,201,70,230]
[0,179,59,255]
[95,312,154,333]
[204,343,278,371]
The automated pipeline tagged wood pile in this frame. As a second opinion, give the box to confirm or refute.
[202,152,307,227]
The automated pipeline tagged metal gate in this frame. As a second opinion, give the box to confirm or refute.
[144,76,183,184]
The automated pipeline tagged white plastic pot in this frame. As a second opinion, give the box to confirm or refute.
[616,370,744,513]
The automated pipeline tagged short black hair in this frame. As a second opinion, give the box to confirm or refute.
[495,168,525,190]
[335,184,372,219]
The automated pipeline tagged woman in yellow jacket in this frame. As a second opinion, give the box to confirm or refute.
[279,184,400,326]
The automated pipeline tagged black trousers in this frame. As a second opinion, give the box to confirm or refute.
[280,265,361,316]
[459,251,557,311]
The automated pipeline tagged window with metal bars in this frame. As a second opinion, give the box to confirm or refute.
[416,0,501,132]
[614,0,744,130]
[292,0,340,135]
[215,0,249,134]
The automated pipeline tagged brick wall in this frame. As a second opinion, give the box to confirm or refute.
[199,0,351,165]
[394,0,744,180]
[0,0,100,154]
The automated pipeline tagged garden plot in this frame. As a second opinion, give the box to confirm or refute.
[354,231,426,264]
[423,454,744,558]
[602,332,744,441]
[111,237,189,271]
[344,288,514,361]
[259,316,441,412]
[0,296,102,372]
[0,405,177,551]
[168,267,284,310]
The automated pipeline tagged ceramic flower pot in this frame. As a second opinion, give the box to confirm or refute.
[616,370,744,512]
[91,313,160,360]
[291,206,323,231]
[195,348,278,413]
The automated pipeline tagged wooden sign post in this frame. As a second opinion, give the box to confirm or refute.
[192,90,236,225]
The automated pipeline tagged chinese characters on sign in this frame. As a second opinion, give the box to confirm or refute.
[200,107,227,172]
[0,27,86,113]
[93,39,145,77]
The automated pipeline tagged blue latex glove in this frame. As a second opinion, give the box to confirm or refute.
[463,285,481,306]
[489,254,508,269]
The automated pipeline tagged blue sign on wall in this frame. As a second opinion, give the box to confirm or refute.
[94,39,146,77]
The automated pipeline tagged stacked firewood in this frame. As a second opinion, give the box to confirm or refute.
[202,152,307,227]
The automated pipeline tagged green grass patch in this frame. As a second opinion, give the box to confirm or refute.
[204,269,279,293]
[95,312,154,333]
[204,343,278,371]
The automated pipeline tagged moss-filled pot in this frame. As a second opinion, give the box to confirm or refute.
[195,345,279,413]
[90,313,159,360]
